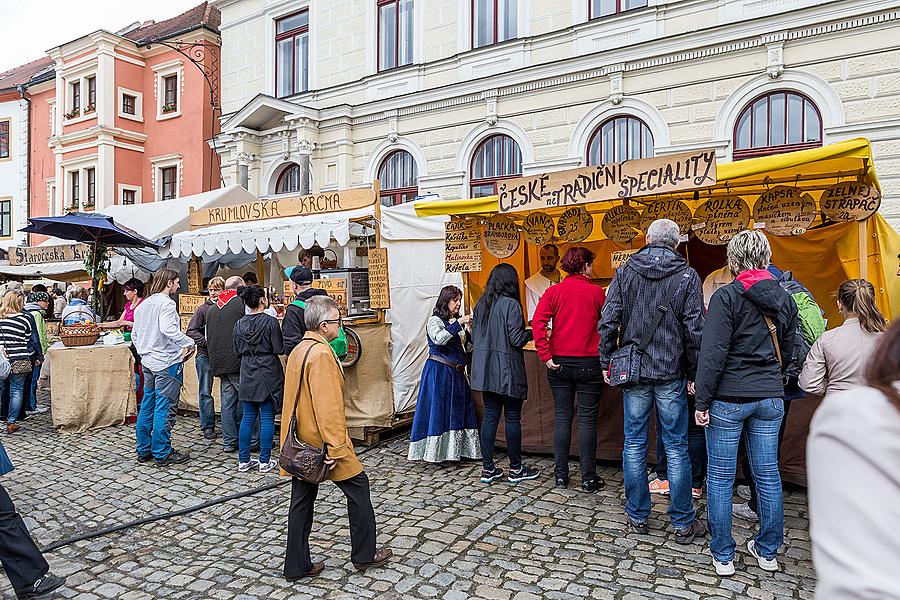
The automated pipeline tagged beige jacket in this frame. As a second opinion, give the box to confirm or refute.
[799,317,882,397]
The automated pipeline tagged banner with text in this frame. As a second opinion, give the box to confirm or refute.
[9,243,89,266]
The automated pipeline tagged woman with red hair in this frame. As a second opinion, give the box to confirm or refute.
[532,246,606,492]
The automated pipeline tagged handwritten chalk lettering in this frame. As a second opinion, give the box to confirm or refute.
[556,206,593,242]
[482,215,521,258]
[367,248,391,309]
[497,150,717,214]
[693,195,751,245]
[522,212,555,245]
[753,187,816,236]
[601,205,641,242]
[611,249,640,269]
[820,182,882,221]
[640,198,693,233]
[178,294,207,316]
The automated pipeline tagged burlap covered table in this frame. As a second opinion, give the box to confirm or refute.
[48,341,136,434]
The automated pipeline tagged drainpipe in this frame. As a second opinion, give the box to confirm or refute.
[16,84,31,247]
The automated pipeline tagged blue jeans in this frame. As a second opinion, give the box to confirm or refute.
[136,363,184,461]
[706,397,784,562]
[219,373,242,451]
[239,400,275,463]
[28,364,40,411]
[655,392,707,488]
[2,373,28,425]
[195,354,215,432]
[623,378,695,530]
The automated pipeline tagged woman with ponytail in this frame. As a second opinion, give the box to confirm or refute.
[799,279,886,396]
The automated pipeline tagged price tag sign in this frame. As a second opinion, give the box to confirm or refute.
[367,247,390,309]
[444,219,482,273]
[522,212,555,245]
[482,215,521,259]
[601,205,641,242]
[611,249,639,269]
[283,280,295,304]
[753,186,816,236]
[693,196,751,245]
[178,294,207,316]
[640,199,693,234]
[556,206,593,242]
[820,182,881,222]
[312,278,348,314]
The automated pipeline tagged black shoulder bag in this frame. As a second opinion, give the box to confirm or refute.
[279,341,329,483]
[608,269,686,387]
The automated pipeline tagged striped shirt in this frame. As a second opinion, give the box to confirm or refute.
[0,314,33,362]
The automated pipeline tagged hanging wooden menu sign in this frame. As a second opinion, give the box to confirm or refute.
[482,215,521,258]
[367,247,390,309]
[820,182,881,222]
[312,278,348,314]
[601,204,641,242]
[611,248,640,269]
[444,219,482,273]
[692,195,751,245]
[640,199,693,234]
[522,212,555,245]
[556,206,594,242]
[178,294,207,316]
[187,256,203,294]
[753,186,816,236]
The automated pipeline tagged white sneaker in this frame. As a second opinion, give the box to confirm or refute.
[737,485,751,500]
[712,556,735,577]
[733,502,759,522]
[237,459,259,472]
[747,540,779,572]
[25,406,49,416]
[259,459,278,473]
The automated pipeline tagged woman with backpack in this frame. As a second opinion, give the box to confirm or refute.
[470,264,537,485]
[799,279,886,396]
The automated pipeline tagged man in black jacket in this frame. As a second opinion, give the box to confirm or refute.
[282,265,328,357]
[599,219,706,544]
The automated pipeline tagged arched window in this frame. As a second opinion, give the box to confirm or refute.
[587,116,654,166]
[733,91,822,160]
[469,134,522,198]
[275,163,302,194]
[378,150,419,206]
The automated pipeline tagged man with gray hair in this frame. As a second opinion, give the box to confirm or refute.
[600,218,706,543]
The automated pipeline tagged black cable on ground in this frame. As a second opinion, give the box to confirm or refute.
[40,440,390,554]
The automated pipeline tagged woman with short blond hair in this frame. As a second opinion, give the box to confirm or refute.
[0,291,33,433]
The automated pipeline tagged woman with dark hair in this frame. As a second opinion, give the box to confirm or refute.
[799,279,886,396]
[807,320,900,598]
[407,285,480,463]
[471,264,536,484]
[532,247,606,492]
[233,285,284,473]
[100,278,145,332]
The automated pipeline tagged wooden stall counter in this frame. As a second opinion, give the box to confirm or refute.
[48,341,136,434]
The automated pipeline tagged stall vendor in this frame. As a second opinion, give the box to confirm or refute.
[702,266,733,309]
[525,244,563,322]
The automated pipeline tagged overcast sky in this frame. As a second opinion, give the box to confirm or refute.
[0,0,201,73]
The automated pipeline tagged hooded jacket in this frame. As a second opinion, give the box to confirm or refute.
[233,312,285,403]
[694,269,799,411]
[599,244,704,382]
[282,287,330,356]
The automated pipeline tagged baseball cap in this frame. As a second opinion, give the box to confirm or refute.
[285,265,314,286]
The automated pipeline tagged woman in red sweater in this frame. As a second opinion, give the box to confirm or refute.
[532,246,606,492]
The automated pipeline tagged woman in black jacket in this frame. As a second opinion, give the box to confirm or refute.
[470,264,537,485]
[694,230,798,578]
[233,285,284,474]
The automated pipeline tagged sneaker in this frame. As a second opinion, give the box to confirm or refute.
[747,540,779,572]
[649,478,670,495]
[737,485,751,500]
[692,487,703,499]
[202,428,216,440]
[675,519,707,545]
[480,467,504,484]
[156,450,190,466]
[238,459,260,472]
[582,476,605,493]
[136,453,153,463]
[628,517,649,535]
[554,476,569,489]
[508,465,540,483]
[259,459,278,473]
[733,502,760,522]
[711,553,736,577]
[15,573,66,599]
[25,406,49,416]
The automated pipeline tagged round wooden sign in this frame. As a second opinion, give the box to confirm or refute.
[753,186,816,236]
[482,215,521,258]
[640,199,693,234]
[522,212,555,245]
[556,206,593,243]
[819,182,882,222]
[692,196,751,245]
[601,205,641,242]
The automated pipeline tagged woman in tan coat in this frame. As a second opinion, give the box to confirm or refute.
[280,296,391,581]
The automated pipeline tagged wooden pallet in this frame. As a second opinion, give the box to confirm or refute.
[348,411,414,446]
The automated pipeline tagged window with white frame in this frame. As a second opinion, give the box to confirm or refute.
[161,167,177,200]
[118,88,143,121]
[378,0,414,71]
[85,76,97,114]
[64,72,98,121]
[118,184,141,205]
[472,0,517,49]
[69,171,80,210]
[85,168,96,208]
[153,62,183,119]
[151,155,181,201]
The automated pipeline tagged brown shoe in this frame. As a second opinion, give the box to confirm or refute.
[285,561,325,581]
[6,423,20,434]
[353,547,392,571]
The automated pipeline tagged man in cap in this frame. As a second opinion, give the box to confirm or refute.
[282,265,329,357]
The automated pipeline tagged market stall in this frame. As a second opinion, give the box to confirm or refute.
[415,137,900,484]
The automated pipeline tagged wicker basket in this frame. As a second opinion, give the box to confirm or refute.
[60,307,100,347]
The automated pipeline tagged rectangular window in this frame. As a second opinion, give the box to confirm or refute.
[275,11,310,98]
[378,0,414,71]
[163,75,178,112]
[71,81,81,111]
[0,199,10,237]
[86,168,96,206]
[86,76,96,111]
[70,171,80,208]
[122,189,136,205]
[473,0,517,48]
[0,121,9,159]
[589,0,647,19]
[161,166,177,200]
[122,94,136,115]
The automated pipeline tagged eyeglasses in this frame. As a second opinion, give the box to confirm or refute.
[320,318,342,327]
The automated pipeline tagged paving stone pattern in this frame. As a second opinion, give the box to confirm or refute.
[1,402,816,599]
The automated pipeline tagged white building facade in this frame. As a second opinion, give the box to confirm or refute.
[213,0,900,229]
[0,96,31,250]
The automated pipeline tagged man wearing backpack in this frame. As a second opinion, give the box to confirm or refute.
[282,265,329,357]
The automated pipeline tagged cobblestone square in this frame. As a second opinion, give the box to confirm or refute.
[1,407,816,599]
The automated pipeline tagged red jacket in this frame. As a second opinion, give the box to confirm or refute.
[532,274,606,362]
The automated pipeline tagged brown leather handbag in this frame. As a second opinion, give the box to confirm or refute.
[279,342,329,484]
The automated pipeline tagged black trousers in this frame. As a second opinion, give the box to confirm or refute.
[741,397,793,513]
[283,472,377,577]
[0,482,49,591]
[546,358,604,480]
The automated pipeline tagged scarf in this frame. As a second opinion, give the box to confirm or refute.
[217,289,238,309]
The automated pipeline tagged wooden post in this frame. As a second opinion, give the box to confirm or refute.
[256,251,265,286]
[858,220,869,279]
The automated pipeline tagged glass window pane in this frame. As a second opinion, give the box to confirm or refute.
[298,33,309,93]
[642,125,654,157]
[474,0,494,48]
[615,117,628,162]
[379,2,397,70]
[627,118,641,160]
[804,100,821,143]
[399,0,414,66]
[769,93,785,147]
[277,12,308,34]
[599,0,617,16]
[499,0,517,42]
[622,0,647,10]
[787,93,803,144]
[735,112,750,149]
[277,38,292,97]
[601,121,614,164]
[472,184,495,198]
[752,98,768,148]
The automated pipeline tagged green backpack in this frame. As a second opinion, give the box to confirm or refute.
[777,272,825,379]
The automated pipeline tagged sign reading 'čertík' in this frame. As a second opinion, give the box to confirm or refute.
[497,150,717,214]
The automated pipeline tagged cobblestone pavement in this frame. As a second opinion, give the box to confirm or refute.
[1,405,816,599]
